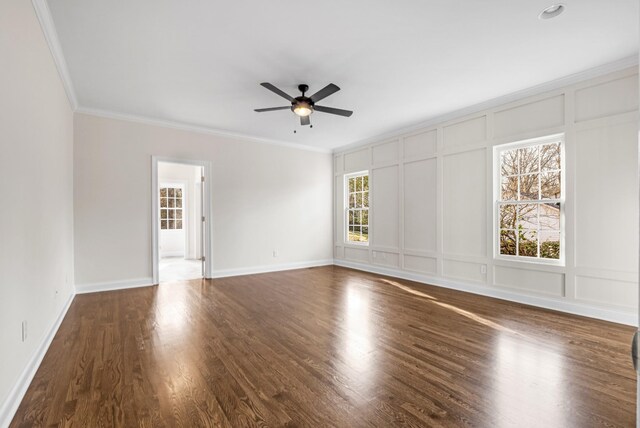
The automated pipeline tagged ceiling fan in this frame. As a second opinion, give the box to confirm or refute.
[255,83,353,127]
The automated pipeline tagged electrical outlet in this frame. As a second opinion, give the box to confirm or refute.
[273,250,278,258]
[55,289,59,299]
[480,265,487,274]
[21,320,27,342]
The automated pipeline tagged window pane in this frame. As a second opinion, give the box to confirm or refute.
[353,210,361,225]
[176,198,182,208]
[540,142,561,171]
[176,189,182,198]
[161,220,167,229]
[176,220,183,229]
[349,178,355,193]
[518,230,538,257]
[160,188,167,197]
[176,210,182,220]
[519,174,539,200]
[500,230,516,255]
[355,193,362,208]
[160,198,167,208]
[539,203,560,230]
[363,191,369,208]
[168,210,174,219]
[362,210,369,226]
[362,226,369,241]
[518,146,539,173]
[168,188,175,197]
[541,172,561,199]
[168,198,175,208]
[363,175,369,191]
[499,204,517,229]
[501,149,518,176]
[348,226,356,241]
[540,230,560,259]
[160,209,167,219]
[348,210,354,225]
[501,176,518,201]
[517,204,538,230]
[168,220,175,229]
[356,177,362,191]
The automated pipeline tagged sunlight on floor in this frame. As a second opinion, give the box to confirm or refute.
[159,257,202,282]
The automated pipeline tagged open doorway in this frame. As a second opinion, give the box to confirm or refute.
[152,157,213,283]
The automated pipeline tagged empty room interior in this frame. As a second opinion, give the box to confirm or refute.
[2,1,640,427]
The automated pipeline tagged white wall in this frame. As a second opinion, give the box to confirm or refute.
[73,114,334,286]
[334,67,639,324]
[0,0,75,423]
[158,162,202,259]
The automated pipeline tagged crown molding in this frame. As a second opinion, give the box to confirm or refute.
[335,55,639,153]
[75,107,333,154]
[32,0,78,110]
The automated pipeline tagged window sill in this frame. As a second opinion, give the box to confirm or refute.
[493,256,565,272]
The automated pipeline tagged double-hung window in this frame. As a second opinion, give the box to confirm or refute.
[345,172,369,244]
[496,135,563,262]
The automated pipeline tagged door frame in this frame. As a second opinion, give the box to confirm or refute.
[152,156,213,283]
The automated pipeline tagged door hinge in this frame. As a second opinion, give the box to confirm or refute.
[201,256,205,262]
[201,176,205,182]
[202,216,205,222]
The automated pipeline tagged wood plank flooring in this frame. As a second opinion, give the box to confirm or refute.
[11,266,636,427]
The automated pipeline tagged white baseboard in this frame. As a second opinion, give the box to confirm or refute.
[75,277,155,294]
[0,292,74,428]
[211,259,334,279]
[334,259,637,326]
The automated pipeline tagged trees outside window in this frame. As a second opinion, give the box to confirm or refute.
[160,187,183,230]
[346,172,369,243]
[497,136,562,261]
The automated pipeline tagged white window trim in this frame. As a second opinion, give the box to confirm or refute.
[493,133,565,266]
[344,170,369,246]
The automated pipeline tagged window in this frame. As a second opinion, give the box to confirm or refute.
[346,172,369,243]
[496,135,563,261]
[160,187,183,230]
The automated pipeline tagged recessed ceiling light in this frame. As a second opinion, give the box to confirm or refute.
[539,4,565,20]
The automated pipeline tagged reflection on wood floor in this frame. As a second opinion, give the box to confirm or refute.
[11,266,636,427]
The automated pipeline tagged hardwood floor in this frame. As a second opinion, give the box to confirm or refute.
[11,266,636,427]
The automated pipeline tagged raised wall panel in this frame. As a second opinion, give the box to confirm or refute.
[404,130,437,158]
[443,259,485,283]
[575,276,637,309]
[371,165,399,249]
[575,75,639,122]
[334,175,344,242]
[372,140,399,165]
[344,246,369,263]
[443,149,486,257]
[403,255,437,274]
[344,148,369,173]
[335,246,344,259]
[443,116,487,148]
[494,95,564,139]
[403,159,437,252]
[372,251,400,268]
[575,120,638,272]
[494,266,564,297]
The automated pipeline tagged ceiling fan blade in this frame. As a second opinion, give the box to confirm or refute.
[314,105,353,117]
[300,115,311,126]
[254,106,290,112]
[260,82,294,102]
[309,83,340,103]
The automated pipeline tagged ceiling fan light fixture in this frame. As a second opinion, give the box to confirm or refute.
[293,102,313,117]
